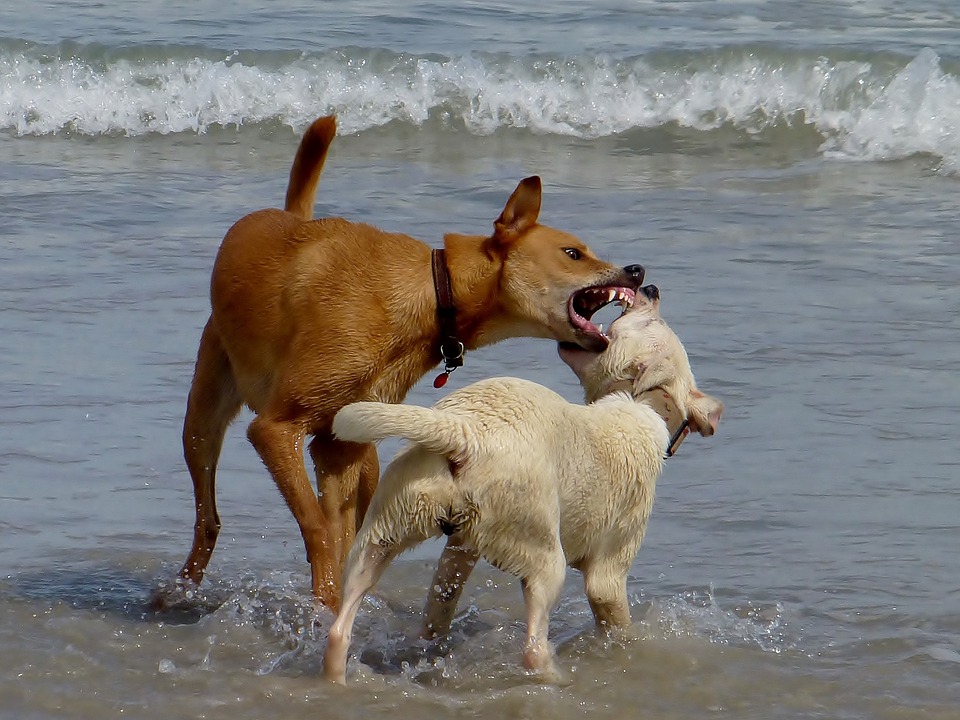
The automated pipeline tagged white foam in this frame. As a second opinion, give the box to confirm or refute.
[2,45,958,168]
[822,48,960,170]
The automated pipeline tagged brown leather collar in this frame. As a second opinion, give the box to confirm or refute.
[431,249,464,388]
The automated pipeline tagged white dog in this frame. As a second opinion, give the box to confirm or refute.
[323,284,722,683]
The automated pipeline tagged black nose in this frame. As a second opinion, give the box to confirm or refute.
[623,264,645,283]
[641,284,659,300]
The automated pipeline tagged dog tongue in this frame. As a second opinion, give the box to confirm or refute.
[569,287,636,349]
[568,313,609,351]
[571,313,604,339]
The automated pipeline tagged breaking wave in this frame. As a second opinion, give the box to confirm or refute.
[2,40,959,168]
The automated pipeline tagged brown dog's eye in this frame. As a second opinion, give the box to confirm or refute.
[564,247,582,260]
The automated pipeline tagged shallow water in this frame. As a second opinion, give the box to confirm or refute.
[2,2,960,719]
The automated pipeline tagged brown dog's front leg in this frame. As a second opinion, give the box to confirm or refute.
[421,537,480,639]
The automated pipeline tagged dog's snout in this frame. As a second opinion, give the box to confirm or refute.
[641,284,659,301]
[623,264,645,283]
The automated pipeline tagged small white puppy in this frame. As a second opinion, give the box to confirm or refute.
[323,284,722,683]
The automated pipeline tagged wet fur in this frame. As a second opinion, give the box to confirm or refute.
[159,115,644,611]
[323,295,722,682]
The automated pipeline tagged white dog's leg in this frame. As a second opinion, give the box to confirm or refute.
[323,541,397,684]
[520,546,566,680]
[421,537,480,639]
[582,559,631,631]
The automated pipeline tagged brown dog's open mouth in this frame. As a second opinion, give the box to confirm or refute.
[567,286,636,351]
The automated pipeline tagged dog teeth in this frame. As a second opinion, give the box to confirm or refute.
[597,322,605,334]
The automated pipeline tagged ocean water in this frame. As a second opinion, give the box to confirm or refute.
[1,2,959,718]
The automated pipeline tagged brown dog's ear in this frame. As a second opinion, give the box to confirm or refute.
[686,388,723,437]
[492,176,541,242]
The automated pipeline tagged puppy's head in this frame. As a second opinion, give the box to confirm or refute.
[559,285,723,438]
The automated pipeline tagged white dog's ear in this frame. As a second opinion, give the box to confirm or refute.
[631,348,672,394]
[686,388,723,437]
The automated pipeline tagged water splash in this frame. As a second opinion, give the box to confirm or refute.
[646,585,796,654]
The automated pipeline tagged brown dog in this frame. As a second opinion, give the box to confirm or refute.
[164,115,645,611]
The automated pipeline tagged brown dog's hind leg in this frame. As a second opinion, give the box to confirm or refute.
[308,435,379,595]
[354,443,380,533]
[248,417,338,608]
[421,538,480,639]
[177,319,243,589]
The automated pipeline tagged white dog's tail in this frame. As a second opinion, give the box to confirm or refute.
[333,402,475,459]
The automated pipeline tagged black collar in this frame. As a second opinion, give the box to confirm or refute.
[431,249,464,388]
[633,386,691,458]
[638,387,690,458]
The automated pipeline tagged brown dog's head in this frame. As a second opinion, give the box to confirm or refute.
[469,176,644,351]
[559,284,723,439]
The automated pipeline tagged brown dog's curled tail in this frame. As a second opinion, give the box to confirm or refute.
[333,402,476,463]
[284,115,337,221]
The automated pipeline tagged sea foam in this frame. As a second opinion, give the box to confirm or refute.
[2,43,958,169]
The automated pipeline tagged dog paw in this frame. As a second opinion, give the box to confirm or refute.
[145,577,202,614]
